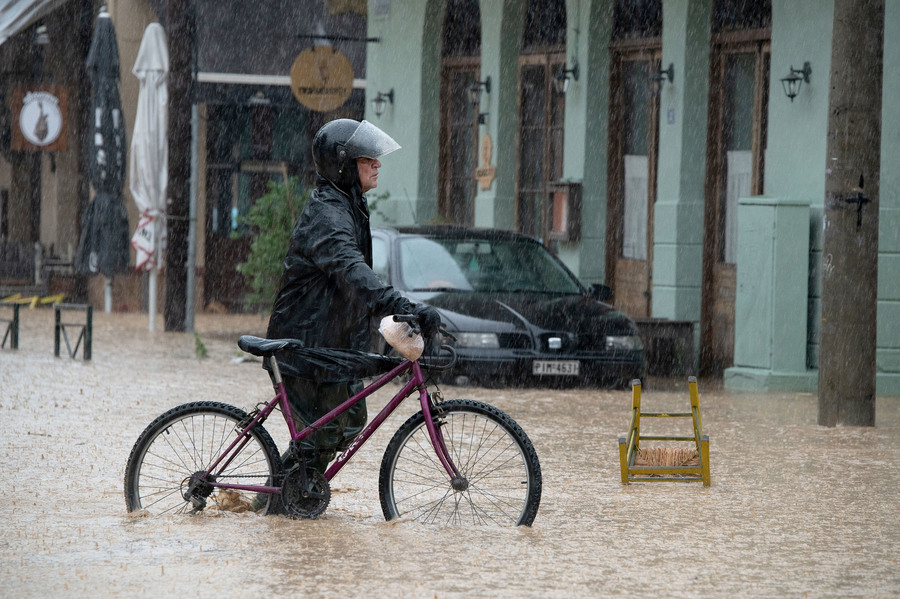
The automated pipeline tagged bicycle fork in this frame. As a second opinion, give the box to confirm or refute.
[413,364,466,490]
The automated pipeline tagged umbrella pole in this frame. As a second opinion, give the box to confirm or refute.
[105,278,112,313]
[149,269,158,331]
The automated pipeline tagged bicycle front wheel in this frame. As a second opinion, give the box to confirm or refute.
[379,399,541,526]
[124,401,282,516]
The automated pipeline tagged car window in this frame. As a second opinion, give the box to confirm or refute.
[397,236,581,294]
[397,238,473,291]
[372,237,389,284]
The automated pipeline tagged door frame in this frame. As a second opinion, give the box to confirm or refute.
[605,39,662,316]
[438,55,481,225]
[700,29,771,375]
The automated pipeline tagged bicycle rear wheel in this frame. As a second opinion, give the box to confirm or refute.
[379,399,541,526]
[124,401,282,516]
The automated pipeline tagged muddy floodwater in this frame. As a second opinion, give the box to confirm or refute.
[2,309,899,597]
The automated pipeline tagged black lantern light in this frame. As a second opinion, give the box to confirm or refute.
[651,62,675,95]
[371,88,394,118]
[469,76,491,106]
[780,62,811,102]
[553,62,579,94]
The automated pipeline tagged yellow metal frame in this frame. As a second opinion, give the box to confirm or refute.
[2,293,65,309]
[618,376,710,485]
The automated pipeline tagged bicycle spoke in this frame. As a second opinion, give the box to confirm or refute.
[126,403,282,516]
[382,402,538,526]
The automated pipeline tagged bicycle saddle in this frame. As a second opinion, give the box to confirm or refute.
[238,335,304,357]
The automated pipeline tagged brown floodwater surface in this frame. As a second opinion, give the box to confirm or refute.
[1,310,899,597]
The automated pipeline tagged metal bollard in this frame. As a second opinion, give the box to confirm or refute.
[54,303,92,360]
[1,302,20,349]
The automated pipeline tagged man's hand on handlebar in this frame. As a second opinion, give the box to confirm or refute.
[410,304,442,340]
[392,311,455,342]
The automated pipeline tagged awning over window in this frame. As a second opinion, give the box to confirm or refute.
[0,0,70,46]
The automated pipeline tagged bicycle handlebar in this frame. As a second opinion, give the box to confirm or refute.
[392,313,457,342]
[392,313,457,370]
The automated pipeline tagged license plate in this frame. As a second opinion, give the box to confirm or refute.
[533,360,580,376]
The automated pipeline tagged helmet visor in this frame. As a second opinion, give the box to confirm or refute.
[343,120,401,159]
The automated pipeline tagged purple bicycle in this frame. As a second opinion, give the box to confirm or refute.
[124,316,542,526]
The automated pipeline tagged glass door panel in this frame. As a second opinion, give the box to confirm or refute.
[609,53,659,318]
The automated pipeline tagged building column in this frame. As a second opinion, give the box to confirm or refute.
[652,0,710,324]
[474,0,517,230]
[877,0,900,395]
[365,1,431,225]
[569,0,613,284]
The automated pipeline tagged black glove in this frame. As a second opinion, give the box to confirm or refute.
[412,304,442,340]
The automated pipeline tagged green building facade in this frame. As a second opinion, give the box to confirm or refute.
[362,0,900,395]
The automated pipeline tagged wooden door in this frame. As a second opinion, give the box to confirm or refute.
[607,48,661,318]
[439,61,480,225]
[701,34,770,374]
[516,52,566,241]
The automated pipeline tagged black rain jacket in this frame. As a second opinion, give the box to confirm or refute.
[266,176,413,379]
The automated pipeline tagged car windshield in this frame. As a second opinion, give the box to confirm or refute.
[397,236,583,294]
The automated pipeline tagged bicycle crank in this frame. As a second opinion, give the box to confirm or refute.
[281,467,330,519]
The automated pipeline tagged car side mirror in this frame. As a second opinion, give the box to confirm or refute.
[587,283,612,302]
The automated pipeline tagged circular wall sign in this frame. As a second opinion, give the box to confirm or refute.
[19,91,63,147]
[290,46,354,112]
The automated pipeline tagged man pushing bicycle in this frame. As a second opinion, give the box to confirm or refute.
[264,119,442,480]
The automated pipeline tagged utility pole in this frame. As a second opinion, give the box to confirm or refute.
[818,0,884,426]
[165,0,194,332]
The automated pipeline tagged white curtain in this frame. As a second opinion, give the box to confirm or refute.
[725,150,753,264]
[623,154,649,260]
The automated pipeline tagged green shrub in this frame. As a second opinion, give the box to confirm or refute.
[235,178,310,312]
[194,333,208,359]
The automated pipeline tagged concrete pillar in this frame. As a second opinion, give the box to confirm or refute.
[365,1,431,226]
[877,0,900,396]
[571,0,614,284]
[652,0,710,321]
[477,0,520,230]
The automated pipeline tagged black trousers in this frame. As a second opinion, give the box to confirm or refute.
[283,376,366,472]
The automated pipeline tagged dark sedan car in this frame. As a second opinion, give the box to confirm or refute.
[371,226,644,388]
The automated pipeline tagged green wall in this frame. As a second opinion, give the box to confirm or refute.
[364,0,900,395]
[878,0,900,395]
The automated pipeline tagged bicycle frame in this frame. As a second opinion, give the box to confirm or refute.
[201,355,461,496]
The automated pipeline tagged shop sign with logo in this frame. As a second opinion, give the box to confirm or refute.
[475,133,497,191]
[290,46,354,112]
[11,85,68,151]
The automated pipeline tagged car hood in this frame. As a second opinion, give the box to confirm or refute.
[406,291,637,336]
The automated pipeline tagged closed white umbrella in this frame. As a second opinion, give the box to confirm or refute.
[129,23,168,331]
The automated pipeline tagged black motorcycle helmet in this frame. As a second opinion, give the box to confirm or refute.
[312,119,401,192]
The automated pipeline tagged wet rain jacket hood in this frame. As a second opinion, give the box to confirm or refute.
[266,174,414,380]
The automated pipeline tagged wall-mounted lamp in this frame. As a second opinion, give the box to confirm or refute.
[780,62,811,102]
[469,76,491,107]
[33,24,50,46]
[248,91,270,106]
[553,62,579,94]
[371,88,394,118]
[651,62,675,95]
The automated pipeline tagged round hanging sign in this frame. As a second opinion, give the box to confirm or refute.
[19,90,63,147]
[290,46,354,112]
